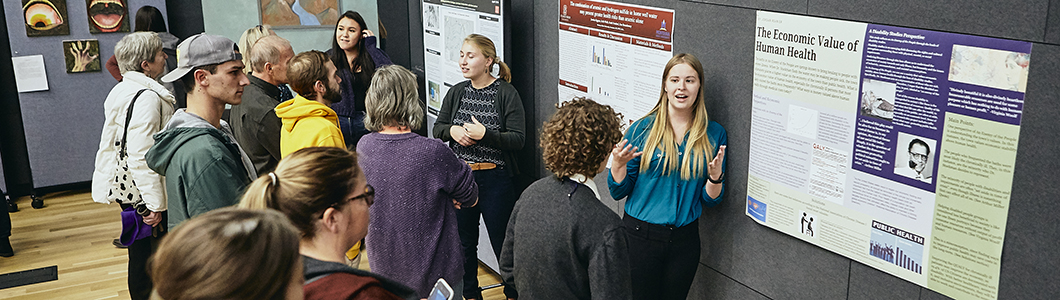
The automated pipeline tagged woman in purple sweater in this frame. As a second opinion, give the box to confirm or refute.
[357,64,479,297]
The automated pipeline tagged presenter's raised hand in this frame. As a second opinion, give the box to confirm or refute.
[611,139,642,167]
[707,145,727,182]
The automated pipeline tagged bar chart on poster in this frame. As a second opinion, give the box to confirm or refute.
[422,0,506,116]
[556,0,674,124]
[746,11,1031,300]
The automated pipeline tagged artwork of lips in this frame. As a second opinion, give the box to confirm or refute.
[88,0,126,32]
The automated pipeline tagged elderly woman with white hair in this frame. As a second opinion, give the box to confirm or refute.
[90,31,175,300]
[356,64,479,297]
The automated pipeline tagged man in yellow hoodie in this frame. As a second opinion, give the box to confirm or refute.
[274,50,365,266]
[275,50,346,156]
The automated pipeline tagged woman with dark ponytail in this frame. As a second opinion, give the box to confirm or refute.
[326,11,393,149]
[432,33,524,300]
[239,147,416,300]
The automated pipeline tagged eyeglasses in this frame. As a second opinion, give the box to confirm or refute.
[909,152,928,161]
[350,184,374,207]
[319,184,374,219]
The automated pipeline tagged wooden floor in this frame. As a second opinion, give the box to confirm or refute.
[0,190,507,300]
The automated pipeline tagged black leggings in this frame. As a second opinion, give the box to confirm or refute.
[623,215,700,300]
[458,168,518,299]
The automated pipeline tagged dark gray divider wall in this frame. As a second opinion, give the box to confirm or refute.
[531,0,1060,299]
[2,0,169,188]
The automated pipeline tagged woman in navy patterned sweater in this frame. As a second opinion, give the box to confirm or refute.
[432,34,525,300]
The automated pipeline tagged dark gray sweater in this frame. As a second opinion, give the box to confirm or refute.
[500,176,632,300]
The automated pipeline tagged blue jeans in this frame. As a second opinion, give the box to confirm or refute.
[458,168,518,299]
[338,111,370,150]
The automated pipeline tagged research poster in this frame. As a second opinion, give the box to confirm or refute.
[747,11,1030,300]
[422,0,505,116]
[556,0,674,124]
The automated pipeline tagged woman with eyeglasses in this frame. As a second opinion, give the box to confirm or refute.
[356,65,478,297]
[239,147,416,300]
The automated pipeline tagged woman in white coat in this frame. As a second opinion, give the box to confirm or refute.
[90,31,175,300]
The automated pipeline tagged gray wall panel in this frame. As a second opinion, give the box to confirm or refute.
[681,0,806,14]
[521,0,1058,299]
[996,43,1060,300]
[919,288,954,300]
[848,261,922,300]
[688,265,771,300]
[808,0,1049,42]
[534,0,560,178]
[3,0,169,188]
[1048,0,1060,44]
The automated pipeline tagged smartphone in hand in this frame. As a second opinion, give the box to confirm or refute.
[427,278,453,300]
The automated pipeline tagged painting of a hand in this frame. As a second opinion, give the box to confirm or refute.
[64,39,101,73]
[70,41,98,72]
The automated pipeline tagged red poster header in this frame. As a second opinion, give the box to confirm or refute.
[560,79,588,92]
[632,37,670,51]
[594,30,631,43]
[558,0,674,43]
[561,24,589,35]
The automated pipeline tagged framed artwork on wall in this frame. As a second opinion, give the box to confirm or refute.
[86,0,130,33]
[23,0,70,37]
[259,0,339,27]
[62,40,101,73]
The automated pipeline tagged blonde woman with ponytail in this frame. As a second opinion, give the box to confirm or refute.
[607,53,728,300]
[239,147,416,300]
[432,33,524,300]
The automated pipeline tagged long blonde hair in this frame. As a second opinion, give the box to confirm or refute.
[463,34,511,82]
[639,53,715,180]
[238,24,274,74]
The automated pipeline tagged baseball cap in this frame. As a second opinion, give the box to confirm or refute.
[160,33,243,83]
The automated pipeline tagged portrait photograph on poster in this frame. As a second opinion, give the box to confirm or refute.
[62,40,101,73]
[893,132,936,184]
[259,0,339,27]
[23,0,70,37]
[86,0,130,33]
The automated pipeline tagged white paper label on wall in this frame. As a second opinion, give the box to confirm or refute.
[12,55,49,93]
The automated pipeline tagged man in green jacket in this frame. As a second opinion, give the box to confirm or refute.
[147,34,255,229]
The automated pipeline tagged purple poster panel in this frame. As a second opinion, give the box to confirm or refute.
[851,25,1031,192]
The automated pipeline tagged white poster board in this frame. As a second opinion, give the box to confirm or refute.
[422,0,506,117]
[747,11,1031,300]
[556,0,674,124]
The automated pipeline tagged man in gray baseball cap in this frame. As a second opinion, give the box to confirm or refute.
[147,33,257,229]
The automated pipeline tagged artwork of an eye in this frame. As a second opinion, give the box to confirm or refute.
[87,0,128,33]
[22,0,69,36]
[24,0,63,31]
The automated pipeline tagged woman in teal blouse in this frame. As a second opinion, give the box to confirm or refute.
[607,53,728,300]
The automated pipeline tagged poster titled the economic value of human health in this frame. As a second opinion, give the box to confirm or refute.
[746,11,1030,300]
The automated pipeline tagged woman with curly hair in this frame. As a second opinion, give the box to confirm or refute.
[499,97,631,300]
[608,53,728,300]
